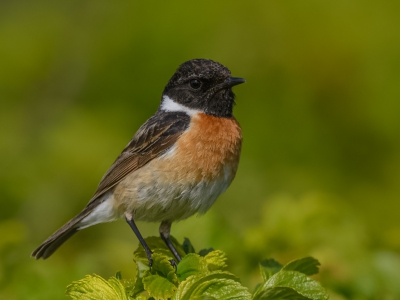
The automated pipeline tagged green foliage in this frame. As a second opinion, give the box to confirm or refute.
[282,257,320,276]
[142,253,178,299]
[66,237,328,300]
[66,274,129,300]
[254,258,327,300]
[258,259,283,282]
[254,271,327,300]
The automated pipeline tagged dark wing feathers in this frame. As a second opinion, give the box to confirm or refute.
[88,111,190,203]
[31,111,191,259]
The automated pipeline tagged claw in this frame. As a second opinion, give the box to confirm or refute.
[169,259,178,270]
[148,257,153,268]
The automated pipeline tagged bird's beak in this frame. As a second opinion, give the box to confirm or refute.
[217,77,246,90]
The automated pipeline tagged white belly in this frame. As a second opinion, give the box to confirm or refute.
[80,170,232,229]
[113,156,235,222]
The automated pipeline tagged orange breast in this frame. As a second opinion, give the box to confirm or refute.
[112,113,243,222]
[172,113,242,182]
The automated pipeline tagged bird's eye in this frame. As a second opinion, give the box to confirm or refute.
[189,79,202,90]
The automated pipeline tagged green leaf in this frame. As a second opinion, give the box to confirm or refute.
[142,253,179,300]
[177,250,228,282]
[132,295,149,300]
[253,286,311,300]
[121,278,135,298]
[261,271,329,300]
[282,257,320,276]
[150,253,179,285]
[259,259,283,282]
[253,283,262,295]
[134,236,186,263]
[182,238,196,254]
[173,271,251,300]
[66,274,128,300]
[143,275,177,300]
[177,253,207,281]
[131,260,150,296]
[116,271,122,280]
[198,248,214,257]
[204,250,228,271]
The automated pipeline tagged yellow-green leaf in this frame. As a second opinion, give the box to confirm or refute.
[150,253,179,285]
[173,271,251,300]
[131,260,150,297]
[177,253,207,282]
[204,250,228,271]
[143,274,177,300]
[66,274,128,300]
[141,253,179,299]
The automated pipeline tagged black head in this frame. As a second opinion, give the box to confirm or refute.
[162,59,245,118]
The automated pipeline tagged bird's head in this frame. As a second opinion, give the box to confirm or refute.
[162,59,245,118]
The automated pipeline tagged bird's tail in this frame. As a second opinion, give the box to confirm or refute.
[31,206,93,260]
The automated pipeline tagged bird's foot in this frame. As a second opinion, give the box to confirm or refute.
[148,257,154,267]
[169,259,178,270]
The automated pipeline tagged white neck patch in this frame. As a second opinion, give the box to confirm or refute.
[161,95,201,116]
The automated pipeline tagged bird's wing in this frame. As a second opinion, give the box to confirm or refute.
[88,110,190,203]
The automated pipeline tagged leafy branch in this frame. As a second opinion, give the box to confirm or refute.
[66,237,329,300]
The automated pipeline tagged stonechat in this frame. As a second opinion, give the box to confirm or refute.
[32,59,245,265]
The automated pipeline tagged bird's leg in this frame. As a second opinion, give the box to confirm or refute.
[159,221,182,263]
[125,213,153,266]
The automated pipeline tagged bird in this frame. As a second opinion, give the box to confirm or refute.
[32,58,245,266]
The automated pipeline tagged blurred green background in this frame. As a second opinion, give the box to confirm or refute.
[1,0,399,299]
